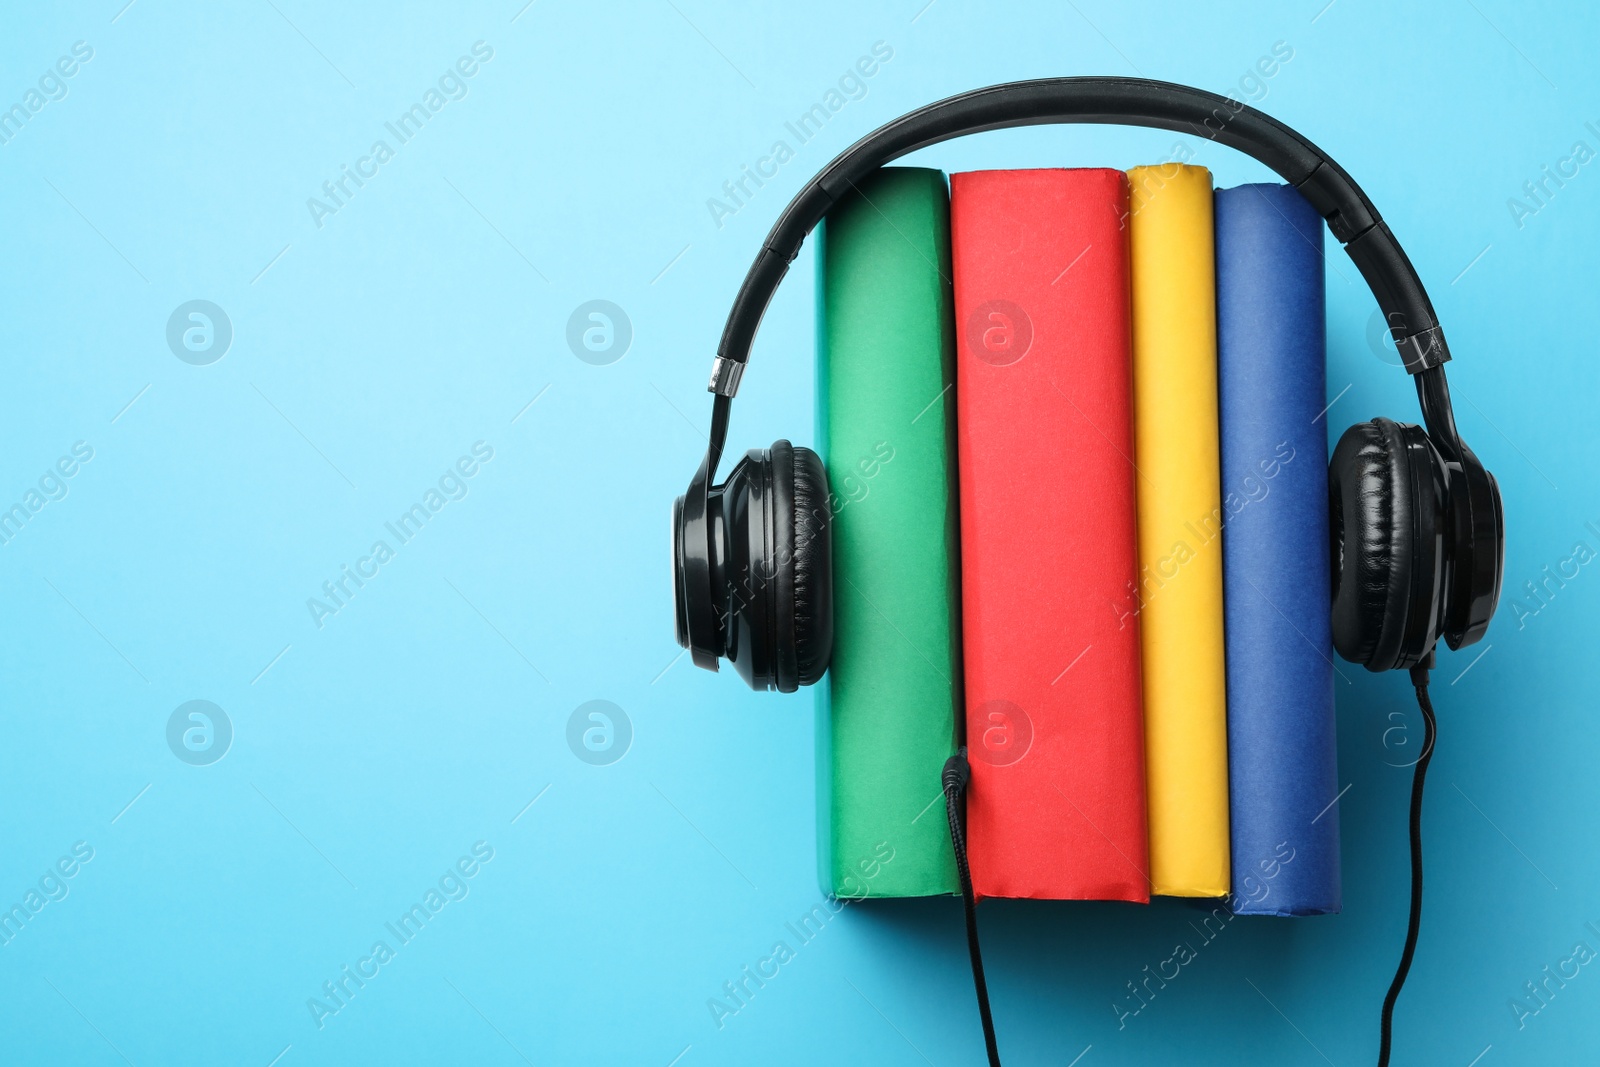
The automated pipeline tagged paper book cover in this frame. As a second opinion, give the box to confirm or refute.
[951,167,1148,903]
[1215,182,1340,916]
[1125,163,1230,898]
[816,166,962,898]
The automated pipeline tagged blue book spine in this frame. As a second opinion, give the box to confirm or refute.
[1215,183,1340,916]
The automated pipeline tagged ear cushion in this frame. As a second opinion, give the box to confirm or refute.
[787,445,833,687]
[1329,419,1414,670]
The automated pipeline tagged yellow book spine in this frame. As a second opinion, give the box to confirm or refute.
[1126,164,1230,897]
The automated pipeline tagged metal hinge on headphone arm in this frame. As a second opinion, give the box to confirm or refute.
[709,356,744,397]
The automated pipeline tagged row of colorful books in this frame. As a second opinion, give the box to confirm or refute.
[815,165,1340,916]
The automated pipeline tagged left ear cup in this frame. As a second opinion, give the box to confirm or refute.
[675,440,832,692]
[787,444,833,688]
[1328,418,1444,672]
[762,440,833,692]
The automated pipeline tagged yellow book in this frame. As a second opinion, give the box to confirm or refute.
[1126,163,1230,897]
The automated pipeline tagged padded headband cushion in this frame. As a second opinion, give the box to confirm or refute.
[789,445,832,687]
[1329,419,1414,669]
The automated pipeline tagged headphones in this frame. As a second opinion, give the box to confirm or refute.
[672,77,1504,688]
[671,78,1509,1065]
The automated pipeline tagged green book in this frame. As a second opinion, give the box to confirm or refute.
[815,167,961,898]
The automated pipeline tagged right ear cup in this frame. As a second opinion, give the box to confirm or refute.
[1328,418,1443,672]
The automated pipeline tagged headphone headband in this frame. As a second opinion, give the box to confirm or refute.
[708,76,1449,405]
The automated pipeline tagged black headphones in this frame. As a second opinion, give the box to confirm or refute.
[672,77,1504,689]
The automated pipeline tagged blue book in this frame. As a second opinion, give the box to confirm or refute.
[1215,183,1340,916]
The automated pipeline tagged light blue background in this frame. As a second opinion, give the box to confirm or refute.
[1,1,1595,1064]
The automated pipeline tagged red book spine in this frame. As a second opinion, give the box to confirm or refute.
[952,168,1149,902]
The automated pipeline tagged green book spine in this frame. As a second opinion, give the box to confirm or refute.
[816,167,961,898]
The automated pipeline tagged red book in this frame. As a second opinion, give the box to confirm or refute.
[952,169,1148,902]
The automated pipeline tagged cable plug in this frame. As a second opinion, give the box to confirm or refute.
[943,748,971,796]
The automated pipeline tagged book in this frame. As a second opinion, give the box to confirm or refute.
[815,167,961,899]
[1125,163,1230,898]
[951,168,1148,903]
[1215,183,1340,916]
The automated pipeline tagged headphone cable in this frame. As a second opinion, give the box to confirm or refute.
[943,667,1434,1067]
[1378,663,1436,1067]
[943,749,1002,1067]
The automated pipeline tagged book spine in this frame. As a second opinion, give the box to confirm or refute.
[1125,164,1230,898]
[1215,183,1340,916]
[816,167,961,899]
[952,168,1148,902]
